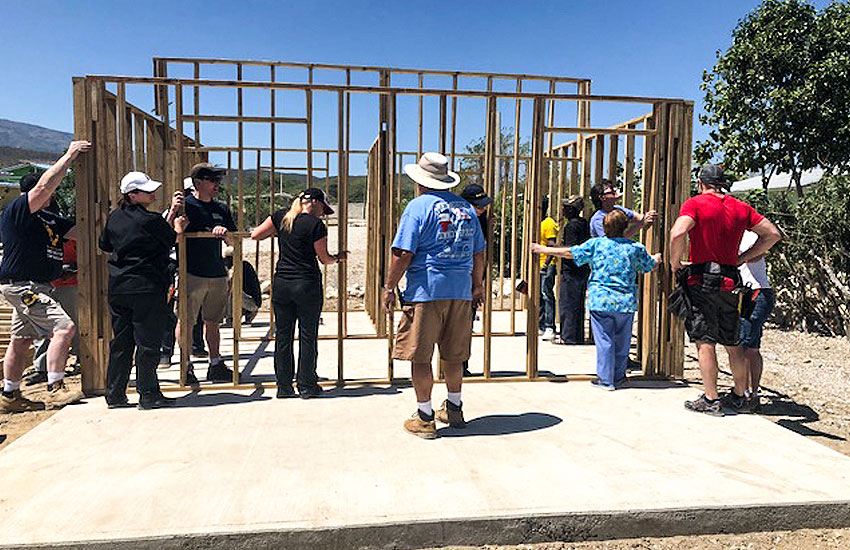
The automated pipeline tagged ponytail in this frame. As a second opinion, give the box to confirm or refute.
[281,193,306,233]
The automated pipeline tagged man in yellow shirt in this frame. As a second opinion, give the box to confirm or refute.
[539,196,559,340]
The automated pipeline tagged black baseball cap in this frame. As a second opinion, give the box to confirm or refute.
[299,187,334,215]
[19,173,40,193]
[461,184,492,207]
[698,164,729,188]
[189,162,226,181]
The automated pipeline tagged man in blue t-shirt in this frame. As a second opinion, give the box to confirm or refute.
[0,141,90,413]
[383,153,486,439]
[588,179,657,238]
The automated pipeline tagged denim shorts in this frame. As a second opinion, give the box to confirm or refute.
[739,288,775,349]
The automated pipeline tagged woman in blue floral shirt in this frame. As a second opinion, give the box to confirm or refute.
[532,209,660,389]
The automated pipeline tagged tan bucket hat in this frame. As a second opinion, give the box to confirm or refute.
[403,152,460,190]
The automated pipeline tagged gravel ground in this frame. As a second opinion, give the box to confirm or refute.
[2,325,848,548]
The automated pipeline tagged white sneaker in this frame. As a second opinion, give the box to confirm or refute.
[541,328,555,341]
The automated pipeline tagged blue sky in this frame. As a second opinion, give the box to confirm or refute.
[0,0,832,171]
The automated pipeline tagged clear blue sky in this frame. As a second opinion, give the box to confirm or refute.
[0,0,832,166]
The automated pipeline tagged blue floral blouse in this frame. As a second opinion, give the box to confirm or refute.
[570,237,657,313]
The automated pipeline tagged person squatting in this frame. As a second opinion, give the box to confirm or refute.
[0,148,781,427]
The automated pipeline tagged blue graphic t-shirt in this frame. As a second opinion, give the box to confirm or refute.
[570,236,656,313]
[392,190,486,302]
[589,205,635,238]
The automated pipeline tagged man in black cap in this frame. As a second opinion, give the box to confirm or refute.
[556,195,591,344]
[460,184,493,377]
[670,164,781,416]
[176,163,238,384]
[0,141,89,412]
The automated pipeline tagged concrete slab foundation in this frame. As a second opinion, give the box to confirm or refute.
[2,381,850,549]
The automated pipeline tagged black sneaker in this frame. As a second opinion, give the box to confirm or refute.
[298,385,325,399]
[684,394,724,417]
[720,390,750,413]
[207,360,234,383]
[106,397,134,409]
[276,385,297,399]
[748,393,762,413]
[192,347,208,358]
[137,393,177,410]
[23,371,48,386]
[184,368,199,386]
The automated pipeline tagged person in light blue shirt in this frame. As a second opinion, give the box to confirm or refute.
[383,153,486,439]
[588,179,656,238]
[533,209,660,390]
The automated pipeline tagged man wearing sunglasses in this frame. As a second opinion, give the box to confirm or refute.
[588,179,657,238]
[177,163,238,384]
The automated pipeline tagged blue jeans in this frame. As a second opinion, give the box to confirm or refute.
[589,311,634,386]
[739,288,775,349]
[539,263,557,330]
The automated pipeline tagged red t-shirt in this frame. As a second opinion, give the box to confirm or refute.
[679,193,764,289]
[51,240,77,287]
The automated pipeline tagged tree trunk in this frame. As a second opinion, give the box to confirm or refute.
[792,169,804,197]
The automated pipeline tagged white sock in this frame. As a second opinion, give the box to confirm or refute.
[47,371,64,385]
[4,380,21,393]
[447,392,462,407]
[417,401,433,417]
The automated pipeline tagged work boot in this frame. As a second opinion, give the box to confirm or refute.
[0,389,46,413]
[403,410,437,440]
[436,399,466,428]
[684,394,724,417]
[207,360,234,383]
[44,380,84,409]
[298,385,325,399]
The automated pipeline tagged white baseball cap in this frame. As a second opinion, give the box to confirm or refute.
[120,171,162,194]
[183,177,195,191]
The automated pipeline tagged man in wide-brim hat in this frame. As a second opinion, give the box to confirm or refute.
[383,153,486,439]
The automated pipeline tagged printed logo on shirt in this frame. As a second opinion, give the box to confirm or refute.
[38,215,63,262]
[433,200,476,260]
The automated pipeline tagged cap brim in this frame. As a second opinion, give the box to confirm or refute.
[322,199,334,216]
[134,180,162,193]
[404,164,460,190]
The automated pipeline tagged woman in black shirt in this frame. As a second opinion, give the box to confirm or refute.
[98,172,187,409]
[251,188,346,398]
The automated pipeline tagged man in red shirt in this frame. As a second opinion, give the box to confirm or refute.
[669,165,781,416]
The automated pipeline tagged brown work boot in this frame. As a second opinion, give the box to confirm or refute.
[45,380,84,409]
[403,411,437,440]
[436,399,467,428]
[0,389,46,413]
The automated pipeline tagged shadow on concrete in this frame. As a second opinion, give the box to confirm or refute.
[758,393,846,441]
[173,386,271,408]
[318,386,403,398]
[437,412,562,438]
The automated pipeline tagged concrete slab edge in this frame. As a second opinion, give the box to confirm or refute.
[6,501,850,550]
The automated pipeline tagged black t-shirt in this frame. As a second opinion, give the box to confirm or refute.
[272,211,327,282]
[561,216,591,276]
[0,194,74,282]
[183,195,237,278]
[98,204,177,295]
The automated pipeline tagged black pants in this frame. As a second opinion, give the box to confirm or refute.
[272,278,323,390]
[559,270,588,344]
[106,292,167,402]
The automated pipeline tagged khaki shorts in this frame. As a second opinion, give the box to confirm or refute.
[186,274,229,324]
[0,281,73,340]
[392,299,473,363]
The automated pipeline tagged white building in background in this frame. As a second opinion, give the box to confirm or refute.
[730,167,825,195]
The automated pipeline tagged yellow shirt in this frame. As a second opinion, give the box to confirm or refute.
[539,217,559,268]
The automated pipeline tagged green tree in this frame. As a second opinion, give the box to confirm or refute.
[698,0,850,196]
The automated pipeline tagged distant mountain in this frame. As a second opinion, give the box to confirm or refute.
[0,119,72,154]
[0,146,59,168]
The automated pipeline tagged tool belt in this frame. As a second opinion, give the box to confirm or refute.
[690,262,742,293]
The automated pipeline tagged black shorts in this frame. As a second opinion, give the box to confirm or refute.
[684,286,741,346]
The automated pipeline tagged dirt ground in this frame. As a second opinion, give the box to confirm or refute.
[2,325,849,547]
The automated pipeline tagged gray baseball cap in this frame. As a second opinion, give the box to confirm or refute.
[698,164,728,187]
